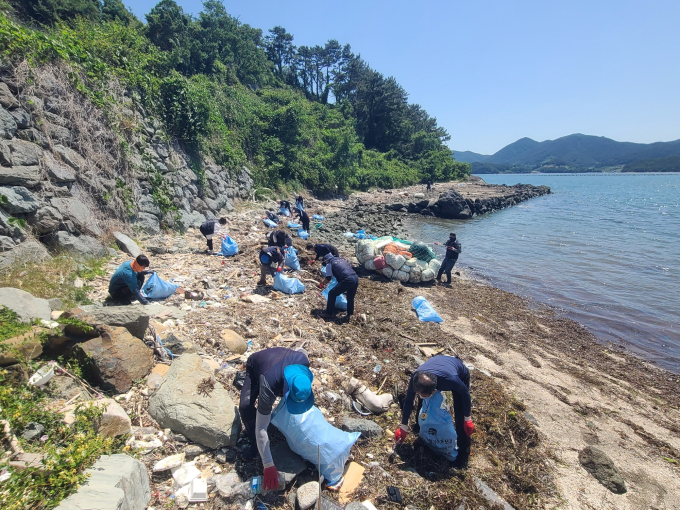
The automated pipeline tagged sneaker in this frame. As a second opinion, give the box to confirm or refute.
[318,312,336,319]
[323,476,344,491]
[256,280,267,287]
[240,443,258,462]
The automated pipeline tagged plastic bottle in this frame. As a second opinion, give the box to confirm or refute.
[249,473,287,495]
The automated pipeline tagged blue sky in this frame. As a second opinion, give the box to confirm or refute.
[125,0,680,155]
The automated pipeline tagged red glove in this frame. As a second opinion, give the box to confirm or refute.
[263,466,279,491]
[277,267,283,273]
[318,282,325,289]
[464,419,475,437]
[394,427,408,444]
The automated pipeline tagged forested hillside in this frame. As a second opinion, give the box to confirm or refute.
[1,0,470,194]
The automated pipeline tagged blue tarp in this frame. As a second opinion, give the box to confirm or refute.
[412,296,443,323]
[312,214,324,220]
[287,221,302,229]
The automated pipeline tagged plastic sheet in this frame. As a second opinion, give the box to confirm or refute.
[280,207,291,217]
[271,400,360,485]
[412,296,443,323]
[297,228,309,240]
[312,214,324,220]
[287,221,302,229]
[142,272,179,300]
[418,391,458,461]
[321,276,348,310]
[263,218,278,228]
[273,273,305,294]
[284,247,300,270]
[221,236,238,257]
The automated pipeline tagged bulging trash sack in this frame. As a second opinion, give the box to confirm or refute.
[421,268,435,282]
[321,277,348,310]
[284,247,300,270]
[297,228,309,240]
[364,259,376,271]
[418,391,458,461]
[273,273,305,294]
[287,221,301,229]
[143,272,179,300]
[280,207,291,217]
[221,236,238,257]
[428,258,442,272]
[381,267,393,279]
[271,400,360,485]
[412,296,443,323]
[355,239,376,265]
[312,214,324,220]
[263,218,278,228]
[373,256,387,270]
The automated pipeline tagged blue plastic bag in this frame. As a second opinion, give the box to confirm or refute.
[297,228,309,240]
[280,207,291,217]
[418,391,458,461]
[273,273,305,294]
[271,400,360,484]
[412,296,443,323]
[343,232,354,237]
[263,218,277,228]
[321,277,348,311]
[287,221,301,229]
[220,236,238,257]
[284,247,300,271]
[312,214,324,220]
[142,272,179,300]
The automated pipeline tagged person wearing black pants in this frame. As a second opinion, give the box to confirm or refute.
[296,209,310,232]
[437,232,461,284]
[394,355,475,469]
[319,253,359,321]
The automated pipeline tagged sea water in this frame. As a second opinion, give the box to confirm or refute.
[403,173,680,373]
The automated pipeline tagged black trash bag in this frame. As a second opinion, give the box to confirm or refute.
[233,370,246,390]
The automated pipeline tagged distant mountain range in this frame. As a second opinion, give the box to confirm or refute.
[454,134,680,173]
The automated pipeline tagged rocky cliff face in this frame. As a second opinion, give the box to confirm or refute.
[0,63,253,266]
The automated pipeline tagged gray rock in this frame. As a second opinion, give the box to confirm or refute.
[0,240,51,269]
[0,83,19,109]
[0,287,51,322]
[338,417,383,438]
[137,195,161,216]
[113,232,141,257]
[271,442,307,483]
[148,353,241,449]
[53,144,85,171]
[0,186,40,213]
[54,454,150,510]
[296,481,319,510]
[152,143,169,159]
[50,198,102,236]
[523,412,539,426]
[22,421,45,441]
[344,504,368,510]
[9,108,30,129]
[157,331,200,355]
[0,165,41,187]
[75,304,150,339]
[0,235,14,251]
[474,477,515,510]
[0,106,17,139]
[47,231,108,259]
[578,446,626,494]
[29,206,63,234]
[43,112,69,126]
[48,297,64,311]
[0,140,42,166]
[177,210,206,230]
[44,122,71,143]
[17,128,49,149]
[132,212,160,235]
[183,444,211,459]
[45,154,76,182]
[78,326,153,394]
[153,161,168,172]
[436,190,472,219]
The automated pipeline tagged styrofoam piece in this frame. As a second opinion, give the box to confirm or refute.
[171,462,201,487]
[362,501,379,510]
[153,452,185,472]
[188,478,208,502]
[29,365,55,386]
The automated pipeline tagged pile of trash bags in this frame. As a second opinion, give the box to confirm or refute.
[356,237,441,283]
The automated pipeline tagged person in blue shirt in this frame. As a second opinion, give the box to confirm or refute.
[319,253,359,322]
[108,254,152,305]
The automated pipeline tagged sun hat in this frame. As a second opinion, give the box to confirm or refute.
[260,252,272,265]
[283,364,314,415]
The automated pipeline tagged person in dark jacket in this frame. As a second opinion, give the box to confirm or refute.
[437,232,461,284]
[319,254,359,321]
[296,209,310,233]
[279,200,293,217]
[108,254,152,305]
[305,243,339,265]
[267,230,293,249]
[265,210,279,224]
[199,217,227,253]
[394,355,475,469]
[426,180,433,192]
[257,246,285,286]
[239,347,313,491]
[295,195,304,213]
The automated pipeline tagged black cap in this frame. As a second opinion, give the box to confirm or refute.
[449,232,456,237]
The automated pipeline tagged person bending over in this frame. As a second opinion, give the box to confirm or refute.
[395,355,474,468]
[239,347,313,491]
[319,253,359,322]
[279,200,293,217]
[257,246,285,286]
[267,230,293,249]
[295,195,304,213]
[109,254,152,305]
[199,217,227,253]
[296,209,310,233]
[305,243,339,265]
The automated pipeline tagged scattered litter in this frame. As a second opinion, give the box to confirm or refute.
[28,364,55,386]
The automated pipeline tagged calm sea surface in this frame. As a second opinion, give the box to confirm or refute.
[402,173,680,373]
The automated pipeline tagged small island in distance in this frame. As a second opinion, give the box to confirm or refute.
[455,133,680,173]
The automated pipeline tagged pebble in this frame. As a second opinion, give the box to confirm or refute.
[296,481,319,510]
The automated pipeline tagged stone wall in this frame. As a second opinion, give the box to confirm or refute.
[0,63,253,264]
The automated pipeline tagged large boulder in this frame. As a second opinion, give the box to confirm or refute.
[132,212,160,235]
[112,232,141,258]
[0,327,45,366]
[148,353,241,449]
[436,190,472,219]
[0,240,51,270]
[0,106,17,139]
[0,83,19,109]
[53,144,85,171]
[44,153,76,183]
[178,210,206,230]
[0,186,41,214]
[65,305,150,339]
[78,326,153,393]
[47,231,108,259]
[62,398,132,438]
[0,287,51,322]
[578,446,627,494]
[0,235,14,251]
[54,454,150,510]
[0,140,42,166]
[0,165,41,187]
[220,329,248,355]
[29,206,62,234]
[50,198,102,237]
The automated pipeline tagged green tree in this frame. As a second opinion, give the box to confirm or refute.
[264,26,295,78]
[11,0,101,25]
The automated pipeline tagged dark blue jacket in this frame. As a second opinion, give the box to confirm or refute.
[313,243,339,260]
[261,246,284,264]
[324,255,358,284]
[445,238,461,260]
[247,347,309,415]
